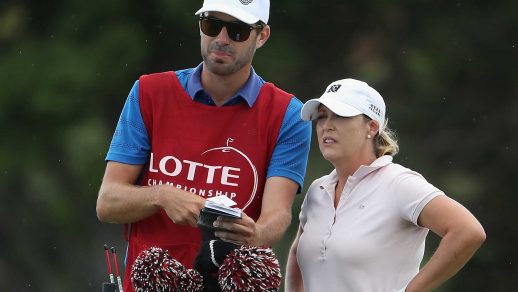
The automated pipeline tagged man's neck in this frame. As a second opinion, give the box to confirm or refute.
[200,64,251,106]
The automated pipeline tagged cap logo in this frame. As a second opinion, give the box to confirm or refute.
[327,84,341,93]
[369,104,382,117]
[239,0,253,5]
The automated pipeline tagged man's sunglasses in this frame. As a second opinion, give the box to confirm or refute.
[199,16,264,42]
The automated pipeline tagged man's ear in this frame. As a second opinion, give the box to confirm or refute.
[255,25,270,49]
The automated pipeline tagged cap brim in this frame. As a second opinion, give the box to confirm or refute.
[301,98,363,121]
[195,5,259,24]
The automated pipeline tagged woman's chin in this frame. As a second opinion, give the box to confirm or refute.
[321,152,338,163]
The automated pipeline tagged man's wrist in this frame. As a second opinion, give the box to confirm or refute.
[152,185,168,209]
[251,223,266,246]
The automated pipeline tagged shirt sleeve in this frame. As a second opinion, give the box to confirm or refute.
[105,80,150,164]
[394,171,445,225]
[266,96,312,193]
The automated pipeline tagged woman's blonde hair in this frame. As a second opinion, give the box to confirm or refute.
[375,118,399,157]
[363,115,399,157]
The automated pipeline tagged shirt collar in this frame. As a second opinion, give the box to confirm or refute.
[321,155,393,187]
[186,62,264,107]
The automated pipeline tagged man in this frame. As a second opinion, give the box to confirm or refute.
[96,0,311,291]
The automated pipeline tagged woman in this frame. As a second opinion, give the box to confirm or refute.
[285,79,485,292]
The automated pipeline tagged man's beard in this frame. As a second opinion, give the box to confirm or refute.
[201,43,256,75]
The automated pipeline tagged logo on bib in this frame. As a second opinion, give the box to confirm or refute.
[148,138,258,211]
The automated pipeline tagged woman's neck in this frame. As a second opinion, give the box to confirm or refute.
[333,153,377,186]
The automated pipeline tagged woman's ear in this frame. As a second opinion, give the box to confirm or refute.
[369,119,380,136]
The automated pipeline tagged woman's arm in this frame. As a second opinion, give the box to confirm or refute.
[285,225,305,292]
[405,195,486,291]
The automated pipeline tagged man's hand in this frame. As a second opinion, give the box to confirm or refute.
[159,187,206,227]
[212,177,298,246]
[213,213,261,246]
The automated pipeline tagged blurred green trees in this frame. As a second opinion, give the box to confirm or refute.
[1,0,516,291]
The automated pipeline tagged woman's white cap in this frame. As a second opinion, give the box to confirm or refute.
[301,78,386,132]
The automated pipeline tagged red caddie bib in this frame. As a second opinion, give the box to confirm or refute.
[122,71,292,291]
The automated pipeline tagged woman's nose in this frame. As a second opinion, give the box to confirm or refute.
[321,117,334,131]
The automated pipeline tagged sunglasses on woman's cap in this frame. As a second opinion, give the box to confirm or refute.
[199,16,264,42]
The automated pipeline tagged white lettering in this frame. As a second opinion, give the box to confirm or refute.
[145,179,239,201]
[184,160,203,181]
[151,154,244,185]
[221,167,240,186]
[203,165,222,184]
[159,156,182,177]
[149,153,158,173]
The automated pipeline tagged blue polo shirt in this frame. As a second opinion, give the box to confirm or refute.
[106,63,311,191]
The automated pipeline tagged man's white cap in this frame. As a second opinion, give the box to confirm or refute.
[195,0,270,24]
[301,78,386,133]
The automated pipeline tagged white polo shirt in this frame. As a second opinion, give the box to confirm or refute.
[297,155,444,292]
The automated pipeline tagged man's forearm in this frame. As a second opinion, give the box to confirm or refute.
[255,208,292,246]
[254,176,298,246]
[96,182,162,224]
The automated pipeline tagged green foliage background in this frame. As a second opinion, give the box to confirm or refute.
[0,0,516,291]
